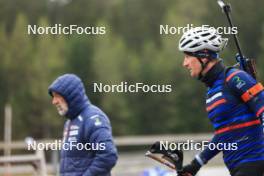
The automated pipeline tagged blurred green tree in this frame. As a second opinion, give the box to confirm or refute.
[91,22,136,135]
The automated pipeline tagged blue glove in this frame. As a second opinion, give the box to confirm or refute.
[235,53,246,70]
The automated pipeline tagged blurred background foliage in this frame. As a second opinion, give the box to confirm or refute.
[1,0,264,139]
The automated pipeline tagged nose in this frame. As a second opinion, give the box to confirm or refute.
[182,57,188,68]
[52,97,58,105]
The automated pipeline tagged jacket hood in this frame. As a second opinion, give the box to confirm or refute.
[48,74,90,119]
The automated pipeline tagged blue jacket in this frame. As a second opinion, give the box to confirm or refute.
[48,74,118,176]
[197,61,264,170]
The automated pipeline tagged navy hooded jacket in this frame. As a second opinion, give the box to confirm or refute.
[48,74,118,176]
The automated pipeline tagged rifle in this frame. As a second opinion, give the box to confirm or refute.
[217,0,257,79]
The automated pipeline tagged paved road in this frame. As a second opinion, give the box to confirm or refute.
[112,150,230,176]
[0,150,230,176]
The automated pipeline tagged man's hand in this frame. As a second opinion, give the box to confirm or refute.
[178,158,201,176]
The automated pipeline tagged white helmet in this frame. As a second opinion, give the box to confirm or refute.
[179,26,228,53]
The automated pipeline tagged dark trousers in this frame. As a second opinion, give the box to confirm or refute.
[230,161,264,176]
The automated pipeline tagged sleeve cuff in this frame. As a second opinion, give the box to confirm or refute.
[195,154,205,166]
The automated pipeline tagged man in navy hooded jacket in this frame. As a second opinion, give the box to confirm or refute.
[48,74,118,176]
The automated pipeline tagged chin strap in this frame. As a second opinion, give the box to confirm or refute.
[197,58,210,80]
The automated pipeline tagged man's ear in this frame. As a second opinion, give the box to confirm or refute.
[201,58,209,63]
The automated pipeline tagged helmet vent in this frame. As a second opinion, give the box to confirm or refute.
[182,40,192,47]
[190,43,200,48]
[209,36,217,40]
[201,33,210,37]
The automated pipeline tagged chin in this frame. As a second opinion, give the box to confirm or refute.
[190,73,199,78]
[58,110,67,116]
[190,72,196,77]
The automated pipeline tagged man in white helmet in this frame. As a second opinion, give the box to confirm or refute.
[178,27,264,176]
